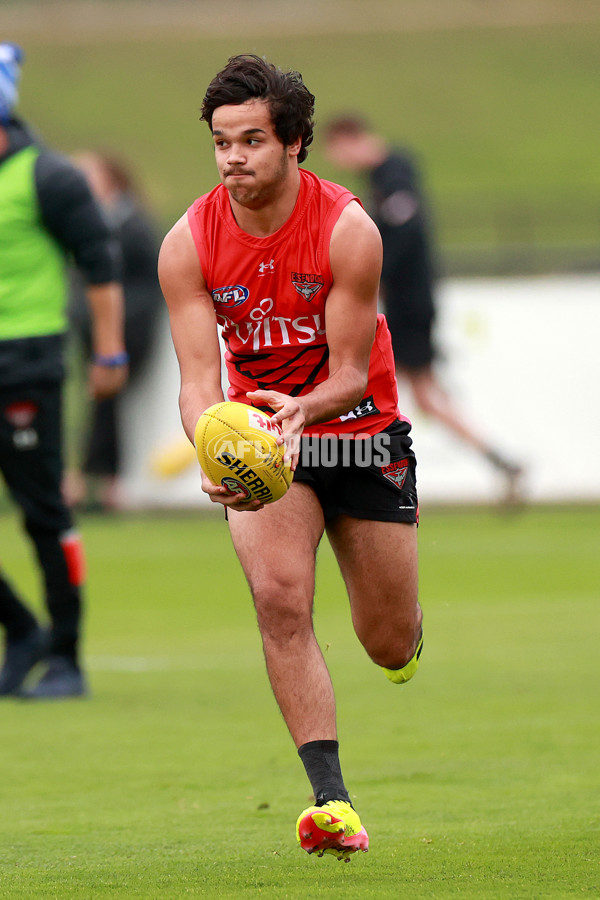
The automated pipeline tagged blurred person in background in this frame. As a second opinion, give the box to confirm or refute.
[0,43,127,698]
[322,115,523,503]
[65,151,162,511]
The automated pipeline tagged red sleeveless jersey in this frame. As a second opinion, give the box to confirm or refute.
[187,168,404,437]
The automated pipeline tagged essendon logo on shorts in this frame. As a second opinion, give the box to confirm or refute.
[381,458,409,491]
[3,401,38,427]
[291,272,324,302]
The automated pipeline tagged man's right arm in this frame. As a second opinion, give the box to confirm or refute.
[158,214,224,442]
[159,216,264,511]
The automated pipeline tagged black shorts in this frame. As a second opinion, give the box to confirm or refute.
[293,419,418,524]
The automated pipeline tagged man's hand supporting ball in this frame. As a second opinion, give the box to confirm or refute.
[246,390,305,471]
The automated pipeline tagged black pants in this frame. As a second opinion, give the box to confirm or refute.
[0,380,83,661]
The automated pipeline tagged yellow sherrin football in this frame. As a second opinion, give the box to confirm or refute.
[194,401,293,504]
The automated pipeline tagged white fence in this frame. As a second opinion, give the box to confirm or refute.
[120,274,600,507]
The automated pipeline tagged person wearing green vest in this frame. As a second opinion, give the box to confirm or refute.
[0,42,127,697]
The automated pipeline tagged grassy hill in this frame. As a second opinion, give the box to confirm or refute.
[6,1,600,273]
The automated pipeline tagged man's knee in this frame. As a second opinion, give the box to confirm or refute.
[250,576,313,644]
[360,603,423,680]
[367,629,421,670]
[381,630,424,685]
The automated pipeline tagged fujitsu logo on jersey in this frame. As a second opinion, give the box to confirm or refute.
[212,285,250,308]
[216,297,326,352]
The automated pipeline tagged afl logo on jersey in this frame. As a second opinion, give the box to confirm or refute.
[212,285,250,308]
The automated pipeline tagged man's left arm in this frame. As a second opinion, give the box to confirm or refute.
[249,200,382,457]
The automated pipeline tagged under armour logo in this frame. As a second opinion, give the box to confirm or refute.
[258,259,275,275]
[339,396,380,421]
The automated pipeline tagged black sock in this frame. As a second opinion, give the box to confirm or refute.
[298,739,351,806]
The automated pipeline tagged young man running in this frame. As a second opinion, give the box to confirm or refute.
[159,54,423,861]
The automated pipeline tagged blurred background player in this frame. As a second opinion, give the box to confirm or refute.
[0,43,127,698]
[322,115,524,503]
[65,151,162,511]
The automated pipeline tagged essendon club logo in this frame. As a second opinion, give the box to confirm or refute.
[291,272,324,302]
[381,458,409,491]
[3,401,38,427]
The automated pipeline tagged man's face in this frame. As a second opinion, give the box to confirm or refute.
[211,98,297,208]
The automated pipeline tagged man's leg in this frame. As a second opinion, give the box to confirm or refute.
[227,483,330,748]
[24,520,85,665]
[326,516,422,676]
[0,382,86,697]
[0,389,49,694]
[227,483,368,859]
[0,569,47,695]
[297,517,420,855]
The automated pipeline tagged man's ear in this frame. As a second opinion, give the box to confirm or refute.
[287,136,302,159]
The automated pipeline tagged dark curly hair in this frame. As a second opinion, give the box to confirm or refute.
[200,54,315,164]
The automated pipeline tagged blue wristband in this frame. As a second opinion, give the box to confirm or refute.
[93,352,129,368]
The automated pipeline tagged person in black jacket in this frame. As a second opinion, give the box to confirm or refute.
[323,115,523,502]
[0,43,127,698]
[66,151,162,510]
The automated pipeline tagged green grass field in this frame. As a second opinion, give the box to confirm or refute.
[0,506,598,898]
[7,1,600,272]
